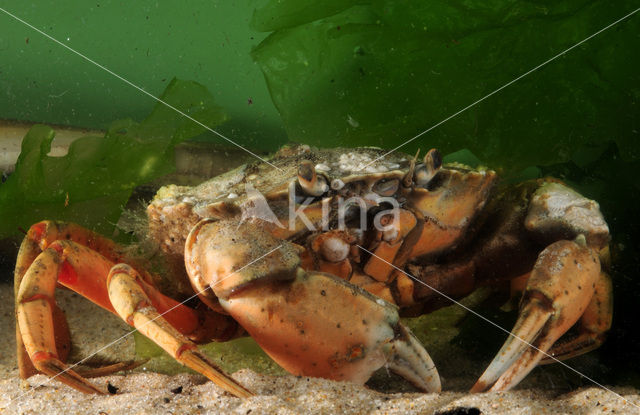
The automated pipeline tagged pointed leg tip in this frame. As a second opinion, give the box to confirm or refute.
[180,349,254,399]
[35,358,107,395]
[470,381,487,393]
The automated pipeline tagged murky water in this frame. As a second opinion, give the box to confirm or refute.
[1,2,639,413]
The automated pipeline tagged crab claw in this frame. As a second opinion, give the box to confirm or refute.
[223,269,441,393]
[383,322,441,392]
[185,218,441,392]
[471,236,601,392]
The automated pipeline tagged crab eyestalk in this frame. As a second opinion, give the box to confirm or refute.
[414,149,442,187]
[298,161,328,196]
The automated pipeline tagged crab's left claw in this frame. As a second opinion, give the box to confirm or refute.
[471,236,612,392]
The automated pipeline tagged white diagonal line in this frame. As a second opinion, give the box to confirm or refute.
[0,7,283,172]
[356,244,640,411]
[362,7,640,170]
[8,244,283,404]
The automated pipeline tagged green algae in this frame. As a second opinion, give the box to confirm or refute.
[252,0,640,171]
[0,79,227,239]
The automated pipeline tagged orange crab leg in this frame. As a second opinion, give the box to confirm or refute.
[14,220,150,379]
[15,221,238,393]
[16,243,107,393]
[107,264,253,398]
[539,271,613,363]
[471,236,605,392]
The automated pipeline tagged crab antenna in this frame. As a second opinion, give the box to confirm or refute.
[298,161,327,196]
[402,149,421,188]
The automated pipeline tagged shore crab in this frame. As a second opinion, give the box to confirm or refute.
[14,144,611,397]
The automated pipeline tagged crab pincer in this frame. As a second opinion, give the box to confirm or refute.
[471,236,611,392]
[185,218,442,393]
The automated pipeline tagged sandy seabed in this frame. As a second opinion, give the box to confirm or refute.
[1,283,638,415]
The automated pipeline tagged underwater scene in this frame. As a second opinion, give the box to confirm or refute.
[1,1,639,413]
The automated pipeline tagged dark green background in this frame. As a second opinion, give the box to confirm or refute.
[0,1,286,150]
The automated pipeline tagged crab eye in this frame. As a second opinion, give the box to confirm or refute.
[320,237,350,262]
[414,148,442,188]
[373,178,399,196]
[297,161,328,197]
[428,148,442,170]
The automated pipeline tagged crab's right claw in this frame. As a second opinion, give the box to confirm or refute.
[223,270,442,393]
[383,323,441,392]
[185,219,440,393]
[471,237,609,392]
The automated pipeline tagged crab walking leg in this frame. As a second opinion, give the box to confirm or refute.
[185,218,441,392]
[14,225,67,379]
[14,220,152,380]
[16,227,239,394]
[106,264,253,398]
[16,244,107,394]
[539,271,613,364]
[471,236,601,392]
[16,239,164,393]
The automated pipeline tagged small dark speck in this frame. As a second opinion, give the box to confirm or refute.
[320,290,326,296]
[107,382,118,394]
[161,78,166,82]
[336,323,341,328]
[578,285,582,290]
[435,407,481,415]
[26,38,29,44]
[171,386,183,394]
[336,26,341,30]
[362,319,367,325]
[246,409,252,414]
[248,97,253,105]
[197,405,204,409]
[163,397,170,403]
